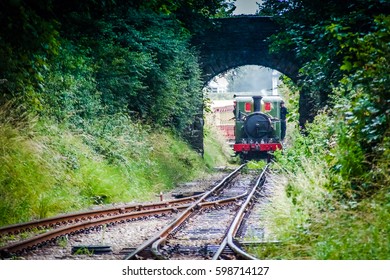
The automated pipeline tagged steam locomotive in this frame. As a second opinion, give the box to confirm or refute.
[233,94,284,162]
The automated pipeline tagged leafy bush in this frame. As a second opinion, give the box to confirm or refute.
[31,9,203,137]
[1,3,207,138]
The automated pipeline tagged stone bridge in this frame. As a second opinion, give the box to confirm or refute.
[192,16,301,84]
[187,16,312,154]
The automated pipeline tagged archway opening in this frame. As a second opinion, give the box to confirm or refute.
[203,65,286,165]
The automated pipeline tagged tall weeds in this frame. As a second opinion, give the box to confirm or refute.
[0,104,208,226]
[250,111,390,259]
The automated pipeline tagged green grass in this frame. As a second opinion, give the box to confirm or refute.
[203,123,235,168]
[312,192,390,259]
[0,107,216,227]
[248,130,390,260]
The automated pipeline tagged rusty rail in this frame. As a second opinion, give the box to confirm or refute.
[123,164,246,260]
[213,164,269,260]
[0,203,193,258]
[0,194,203,236]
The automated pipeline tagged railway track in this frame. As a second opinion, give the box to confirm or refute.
[123,164,246,259]
[0,201,192,258]
[0,166,241,258]
[213,165,268,260]
[1,163,269,259]
[0,191,212,258]
[125,164,269,260]
[0,195,202,237]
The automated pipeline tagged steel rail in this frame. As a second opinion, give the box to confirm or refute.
[0,194,203,236]
[0,204,190,258]
[198,192,246,208]
[123,164,246,260]
[226,164,269,259]
[150,192,248,260]
[213,164,269,260]
[0,171,246,258]
[212,237,229,259]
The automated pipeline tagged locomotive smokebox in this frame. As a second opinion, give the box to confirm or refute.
[253,96,262,112]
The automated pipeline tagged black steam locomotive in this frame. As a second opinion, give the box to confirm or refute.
[233,94,284,161]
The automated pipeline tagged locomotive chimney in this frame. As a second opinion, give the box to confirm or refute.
[253,96,262,112]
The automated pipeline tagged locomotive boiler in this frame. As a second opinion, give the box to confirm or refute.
[233,94,284,162]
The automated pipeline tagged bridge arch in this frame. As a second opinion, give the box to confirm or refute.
[192,16,301,84]
[187,16,313,154]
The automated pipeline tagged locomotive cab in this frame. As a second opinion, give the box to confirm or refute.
[233,94,283,161]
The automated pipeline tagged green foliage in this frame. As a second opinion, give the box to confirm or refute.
[247,160,267,170]
[251,150,331,259]
[149,131,208,187]
[332,15,390,150]
[251,180,390,260]
[247,0,390,260]
[253,118,390,259]
[40,39,101,123]
[0,1,234,228]
[20,8,203,136]
[203,123,234,168]
[260,71,390,258]
[0,104,208,227]
[312,192,390,259]
[1,1,233,137]
[273,114,330,174]
[72,247,93,256]
[0,105,65,223]
[0,0,60,108]
[57,236,68,248]
[260,0,389,194]
[259,0,389,113]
